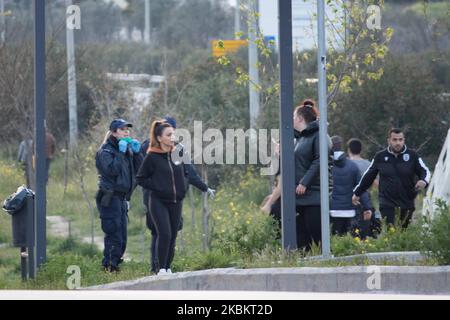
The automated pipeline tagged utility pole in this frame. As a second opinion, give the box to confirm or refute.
[0,0,5,44]
[144,0,151,44]
[234,0,240,39]
[317,0,331,257]
[66,0,78,150]
[248,0,260,129]
[278,0,297,250]
[34,0,47,267]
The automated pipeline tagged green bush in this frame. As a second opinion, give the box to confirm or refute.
[422,200,450,265]
[331,215,424,257]
[209,168,280,255]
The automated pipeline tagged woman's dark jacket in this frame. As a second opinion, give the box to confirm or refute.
[139,141,208,207]
[294,120,333,206]
[136,146,207,203]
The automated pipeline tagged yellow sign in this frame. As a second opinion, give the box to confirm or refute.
[212,40,248,57]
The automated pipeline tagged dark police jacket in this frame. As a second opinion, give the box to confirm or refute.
[331,152,371,211]
[353,145,430,209]
[294,120,333,207]
[137,146,206,203]
[95,136,143,200]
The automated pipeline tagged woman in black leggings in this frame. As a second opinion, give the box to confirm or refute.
[137,120,213,275]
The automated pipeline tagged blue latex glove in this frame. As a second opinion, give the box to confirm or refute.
[118,140,128,153]
[130,139,141,154]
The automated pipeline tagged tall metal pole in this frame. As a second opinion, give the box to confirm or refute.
[34,0,47,267]
[317,0,331,257]
[144,0,151,44]
[278,0,297,250]
[0,0,5,44]
[234,0,241,39]
[66,0,78,150]
[26,196,36,279]
[248,0,260,129]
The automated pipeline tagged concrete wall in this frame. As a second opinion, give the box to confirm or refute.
[86,266,450,294]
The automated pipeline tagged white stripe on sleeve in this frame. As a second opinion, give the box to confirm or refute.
[418,157,431,184]
[353,159,375,193]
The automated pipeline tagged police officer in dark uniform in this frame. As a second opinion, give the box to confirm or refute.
[353,128,430,229]
[95,119,143,272]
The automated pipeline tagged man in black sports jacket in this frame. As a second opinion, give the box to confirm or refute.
[352,128,431,228]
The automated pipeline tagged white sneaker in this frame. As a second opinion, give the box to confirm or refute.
[166,269,173,274]
[157,269,167,276]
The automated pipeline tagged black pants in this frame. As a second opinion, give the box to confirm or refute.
[96,195,128,268]
[149,196,183,270]
[331,217,353,236]
[380,207,414,229]
[144,190,183,273]
[296,205,322,252]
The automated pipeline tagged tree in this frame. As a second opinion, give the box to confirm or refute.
[329,53,450,166]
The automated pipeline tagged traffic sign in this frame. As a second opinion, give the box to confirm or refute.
[212,39,248,57]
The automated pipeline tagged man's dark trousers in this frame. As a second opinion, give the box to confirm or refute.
[380,207,414,229]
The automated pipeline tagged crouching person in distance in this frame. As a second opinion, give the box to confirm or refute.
[95,119,143,272]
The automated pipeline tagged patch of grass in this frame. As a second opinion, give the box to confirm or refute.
[50,237,101,258]
[0,244,31,289]
[172,249,239,272]
[0,237,150,290]
[0,215,12,244]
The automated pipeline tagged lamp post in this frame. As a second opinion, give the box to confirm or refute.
[34,0,47,267]
[317,0,331,257]
[66,0,78,150]
[144,0,151,43]
[278,0,297,250]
